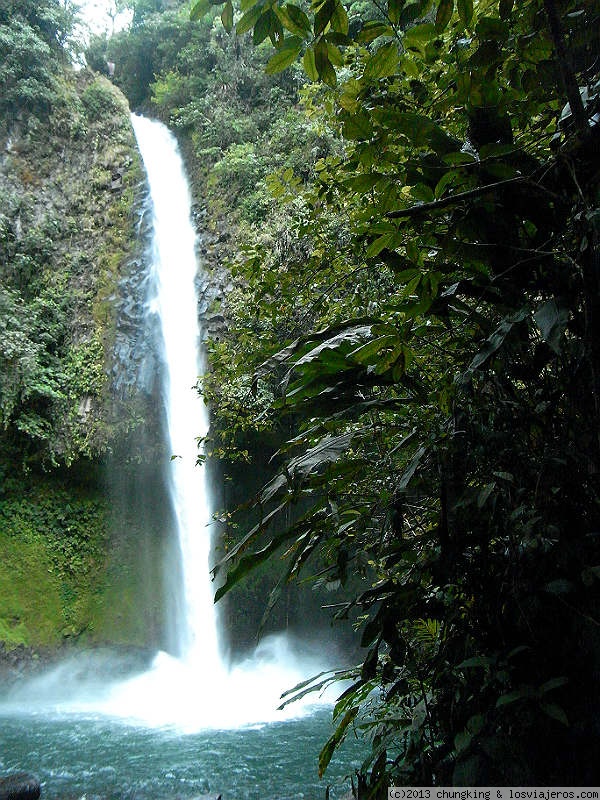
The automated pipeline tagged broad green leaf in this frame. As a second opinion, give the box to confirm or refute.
[331,0,349,34]
[214,523,299,602]
[477,481,496,508]
[342,112,373,139]
[400,54,420,77]
[457,0,472,27]
[236,4,263,35]
[410,182,434,202]
[376,179,398,213]
[338,77,363,112]
[435,0,453,32]
[540,676,569,694]
[253,10,274,43]
[458,655,492,668]
[467,310,527,372]
[392,112,457,153]
[349,333,398,362]
[327,41,344,66]
[325,30,352,44]
[493,471,514,481]
[400,0,424,27]
[269,14,284,45]
[265,37,303,73]
[467,40,502,70]
[319,707,359,777]
[303,46,319,80]
[363,42,399,80]
[388,0,403,24]
[540,702,569,726]
[442,151,477,165]
[221,0,233,31]
[315,37,338,85]
[344,171,381,192]
[478,142,517,159]
[293,325,373,368]
[314,0,336,35]
[467,714,485,735]
[357,20,394,42]
[434,169,458,198]
[454,729,472,753]
[366,233,397,258]
[496,689,528,706]
[190,0,212,20]
[287,433,356,477]
[276,3,312,36]
[543,579,575,595]
[398,445,426,489]
[374,343,403,374]
[403,21,436,46]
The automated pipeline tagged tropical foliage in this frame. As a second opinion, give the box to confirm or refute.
[189,0,600,788]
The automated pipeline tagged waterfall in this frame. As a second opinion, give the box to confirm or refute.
[92,115,330,730]
[130,114,220,669]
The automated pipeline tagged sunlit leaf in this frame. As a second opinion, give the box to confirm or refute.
[363,42,399,80]
[265,37,303,73]
[357,20,394,42]
[303,46,319,80]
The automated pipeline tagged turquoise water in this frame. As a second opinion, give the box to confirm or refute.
[0,707,365,800]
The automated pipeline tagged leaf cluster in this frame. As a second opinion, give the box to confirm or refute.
[196,0,600,787]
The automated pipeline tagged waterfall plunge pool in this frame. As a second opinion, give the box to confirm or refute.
[0,705,364,800]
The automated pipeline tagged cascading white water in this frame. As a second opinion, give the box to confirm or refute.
[131,114,220,669]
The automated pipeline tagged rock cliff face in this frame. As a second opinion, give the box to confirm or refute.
[0,69,170,650]
[0,70,144,464]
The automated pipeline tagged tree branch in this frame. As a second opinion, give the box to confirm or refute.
[387,177,525,219]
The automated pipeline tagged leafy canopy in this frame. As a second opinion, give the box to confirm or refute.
[192,0,600,788]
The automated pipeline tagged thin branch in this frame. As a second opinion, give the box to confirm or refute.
[387,177,525,219]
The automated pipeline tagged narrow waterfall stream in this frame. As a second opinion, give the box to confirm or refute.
[130,114,220,668]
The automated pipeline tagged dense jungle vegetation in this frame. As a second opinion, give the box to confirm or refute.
[0,0,170,648]
[97,0,600,788]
